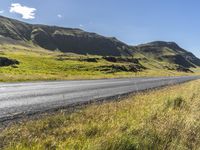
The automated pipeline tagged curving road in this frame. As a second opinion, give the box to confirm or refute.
[0,76,199,122]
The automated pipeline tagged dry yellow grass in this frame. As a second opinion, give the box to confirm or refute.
[1,80,200,149]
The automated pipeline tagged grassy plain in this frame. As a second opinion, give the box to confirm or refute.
[0,44,196,82]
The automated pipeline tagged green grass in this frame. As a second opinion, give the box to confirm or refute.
[1,80,200,149]
[0,44,197,82]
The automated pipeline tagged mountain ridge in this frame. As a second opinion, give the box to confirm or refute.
[0,15,131,56]
[0,15,200,70]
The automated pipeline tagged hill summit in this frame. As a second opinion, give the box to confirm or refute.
[133,41,200,68]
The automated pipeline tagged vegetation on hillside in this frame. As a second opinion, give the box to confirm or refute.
[1,80,200,149]
[0,44,198,82]
[132,41,200,69]
[0,15,200,67]
[0,16,200,82]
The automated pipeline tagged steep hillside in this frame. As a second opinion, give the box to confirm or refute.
[0,15,131,56]
[132,41,200,68]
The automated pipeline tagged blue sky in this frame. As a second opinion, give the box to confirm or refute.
[0,0,200,57]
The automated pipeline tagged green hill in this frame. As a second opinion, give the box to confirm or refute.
[132,41,200,72]
[0,15,199,81]
[133,41,200,67]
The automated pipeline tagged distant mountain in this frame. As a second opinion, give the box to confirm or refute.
[0,15,131,56]
[0,15,200,70]
[132,41,200,68]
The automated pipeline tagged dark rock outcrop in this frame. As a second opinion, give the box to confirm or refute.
[0,57,19,67]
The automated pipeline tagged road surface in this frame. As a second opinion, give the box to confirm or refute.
[0,76,199,122]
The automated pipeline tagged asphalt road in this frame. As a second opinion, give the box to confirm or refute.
[0,76,199,122]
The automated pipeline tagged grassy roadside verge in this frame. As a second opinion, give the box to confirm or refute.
[1,80,200,149]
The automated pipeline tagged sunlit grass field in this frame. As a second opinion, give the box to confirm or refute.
[0,44,196,82]
[1,80,200,149]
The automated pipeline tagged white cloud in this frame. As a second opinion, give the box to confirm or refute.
[0,10,4,14]
[79,24,84,27]
[57,14,62,18]
[10,3,36,19]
